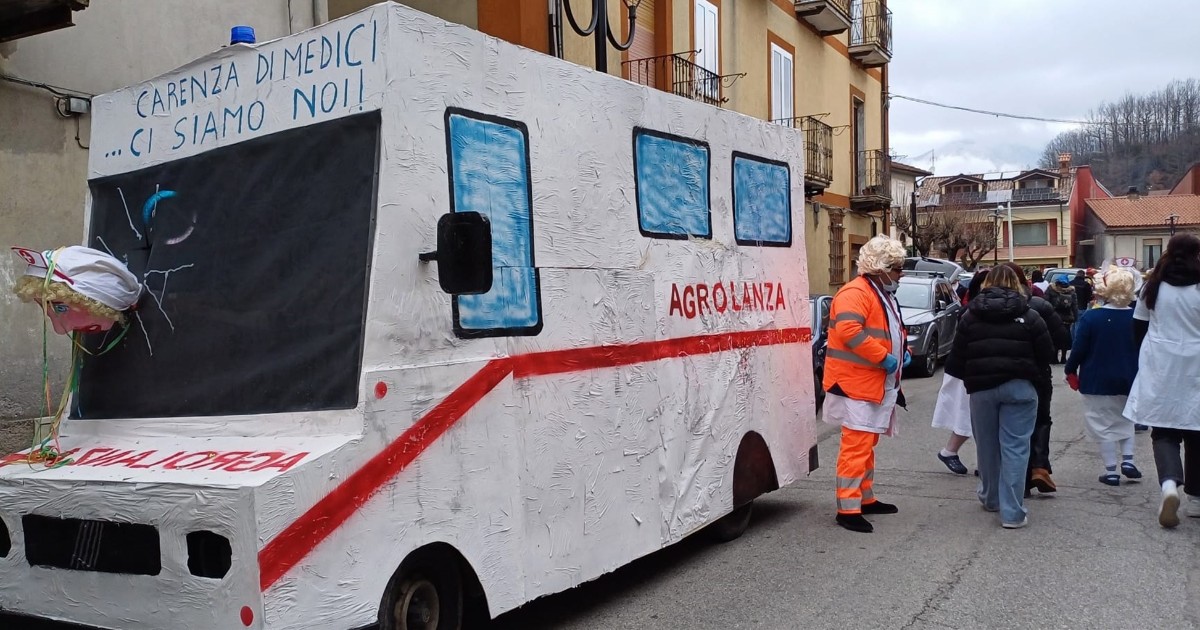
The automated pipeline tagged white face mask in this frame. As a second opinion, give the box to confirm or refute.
[880,278,899,293]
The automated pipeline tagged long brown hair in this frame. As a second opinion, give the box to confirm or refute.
[1142,233,1200,310]
[982,265,1023,292]
[1000,262,1030,295]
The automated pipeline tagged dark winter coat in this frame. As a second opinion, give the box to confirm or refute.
[1028,294,1072,352]
[944,287,1055,394]
[1045,283,1079,323]
[1070,276,1093,309]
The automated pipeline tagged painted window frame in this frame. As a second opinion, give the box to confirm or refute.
[445,107,544,339]
[633,127,713,240]
[731,151,792,247]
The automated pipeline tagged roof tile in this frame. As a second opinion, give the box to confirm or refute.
[1086,195,1200,228]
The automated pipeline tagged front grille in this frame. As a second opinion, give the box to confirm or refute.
[23,514,161,575]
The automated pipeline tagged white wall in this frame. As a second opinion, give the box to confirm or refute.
[0,1,316,430]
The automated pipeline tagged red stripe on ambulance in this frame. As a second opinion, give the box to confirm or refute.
[257,327,810,591]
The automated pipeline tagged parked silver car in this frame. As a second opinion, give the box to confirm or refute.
[896,273,962,377]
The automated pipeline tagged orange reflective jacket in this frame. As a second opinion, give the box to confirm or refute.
[822,275,906,404]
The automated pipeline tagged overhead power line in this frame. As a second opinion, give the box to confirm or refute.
[889,93,1100,125]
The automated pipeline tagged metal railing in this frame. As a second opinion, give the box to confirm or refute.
[768,116,834,186]
[803,117,834,185]
[622,51,724,107]
[797,0,852,16]
[849,1,892,54]
[940,190,989,206]
[853,149,890,198]
[1011,187,1064,202]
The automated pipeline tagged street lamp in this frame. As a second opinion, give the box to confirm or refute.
[1167,213,1180,236]
[562,0,642,74]
[996,201,1014,262]
[990,207,1003,264]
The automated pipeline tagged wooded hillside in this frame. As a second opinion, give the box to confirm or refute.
[1040,79,1200,191]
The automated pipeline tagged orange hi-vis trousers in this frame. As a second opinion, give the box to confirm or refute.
[836,426,880,515]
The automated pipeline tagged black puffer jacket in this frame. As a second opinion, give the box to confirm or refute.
[1028,294,1071,351]
[945,288,1055,394]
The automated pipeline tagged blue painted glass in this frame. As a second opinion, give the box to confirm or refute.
[447,112,541,335]
[634,130,711,238]
[732,154,791,246]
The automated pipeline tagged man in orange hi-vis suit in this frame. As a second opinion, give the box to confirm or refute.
[823,236,910,533]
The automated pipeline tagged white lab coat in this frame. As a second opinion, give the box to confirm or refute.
[1123,282,1200,430]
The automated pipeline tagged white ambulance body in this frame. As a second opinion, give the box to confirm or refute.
[0,4,816,629]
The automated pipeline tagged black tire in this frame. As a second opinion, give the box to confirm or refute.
[912,335,937,378]
[379,551,463,630]
[707,501,753,543]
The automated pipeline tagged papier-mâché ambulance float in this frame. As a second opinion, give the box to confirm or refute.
[0,4,818,629]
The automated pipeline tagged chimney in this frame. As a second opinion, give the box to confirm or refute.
[1057,152,1071,177]
[1126,186,1139,200]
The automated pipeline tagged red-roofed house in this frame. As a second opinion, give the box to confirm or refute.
[1082,163,1200,269]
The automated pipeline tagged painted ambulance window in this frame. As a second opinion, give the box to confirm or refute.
[633,128,712,239]
[732,152,792,247]
[78,113,379,418]
[446,109,543,338]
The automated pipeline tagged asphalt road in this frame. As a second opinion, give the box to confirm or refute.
[492,367,1200,630]
[7,368,1199,629]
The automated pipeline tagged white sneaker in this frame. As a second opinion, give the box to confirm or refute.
[1159,488,1181,528]
[1002,516,1029,529]
[1186,496,1200,518]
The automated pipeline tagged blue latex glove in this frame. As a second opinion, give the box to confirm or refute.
[880,354,899,372]
[903,350,912,368]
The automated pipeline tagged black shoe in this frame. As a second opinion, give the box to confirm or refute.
[1135,424,1149,433]
[862,500,898,515]
[938,452,968,475]
[836,513,873,533]
[1099,473,1120,486]
[1121,461,1143,479]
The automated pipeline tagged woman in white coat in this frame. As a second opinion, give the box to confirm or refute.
[932,270,990,475]
[1123,234,1200,528]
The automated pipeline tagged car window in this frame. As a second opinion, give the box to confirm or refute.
[936,282,955,305]
[895,283,932,309]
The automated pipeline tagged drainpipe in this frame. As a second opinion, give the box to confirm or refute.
[312,0,328,26]
[1058,200,1065,266]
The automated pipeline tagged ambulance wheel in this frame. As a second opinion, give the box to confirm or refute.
[708,501,753,542]
[380,549,463,630]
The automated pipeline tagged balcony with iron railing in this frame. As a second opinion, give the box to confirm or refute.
[794,0,852,35]
[940,190,989,206]
[849,0,892,67]
[622,51,741,107]
[769,116,834,195]
[851,149,890,210]
[992,239,1071,261]
[1010,187,1065,203]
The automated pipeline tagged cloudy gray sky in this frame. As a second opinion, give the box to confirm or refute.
[889,0,1199,177]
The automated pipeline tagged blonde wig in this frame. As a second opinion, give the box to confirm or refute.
[13,275,127,324]
[856,236,908,275]
[1093,266,1136,307]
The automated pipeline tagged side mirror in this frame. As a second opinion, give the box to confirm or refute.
[419,212,493,295]
[936,299,948,311]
